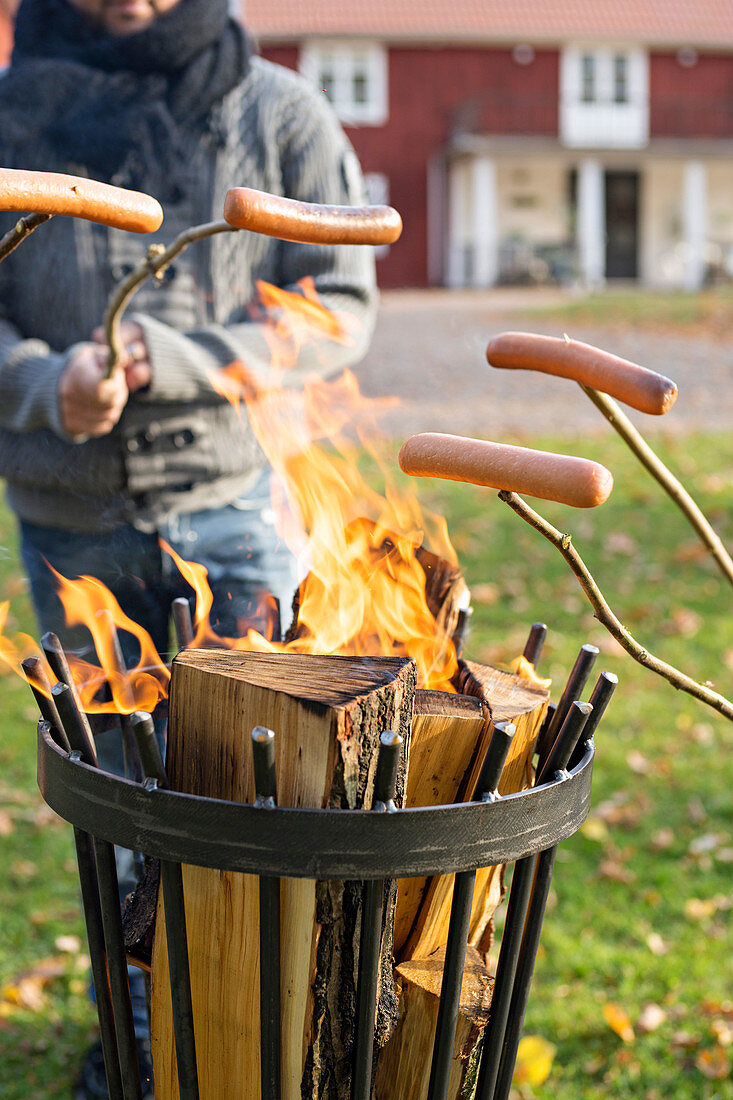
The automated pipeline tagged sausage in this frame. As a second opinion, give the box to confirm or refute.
[399,433,613,508]
[486,331,678,416]
[223,186,403,245]
[0,168,163,233]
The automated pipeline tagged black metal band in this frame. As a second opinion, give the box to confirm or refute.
[38,722,594,880]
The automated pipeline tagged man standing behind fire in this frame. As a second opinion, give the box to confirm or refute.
[0,0,376,1094]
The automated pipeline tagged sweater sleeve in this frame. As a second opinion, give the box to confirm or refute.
[129,82,377,406]
[0,313,79,438]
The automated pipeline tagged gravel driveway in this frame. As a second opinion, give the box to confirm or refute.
[354,288,731,440]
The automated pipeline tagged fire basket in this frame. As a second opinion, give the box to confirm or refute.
[35,647,615,1100]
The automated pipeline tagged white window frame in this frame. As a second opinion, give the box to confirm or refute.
[300,40,388,126]
[560,45,649,148]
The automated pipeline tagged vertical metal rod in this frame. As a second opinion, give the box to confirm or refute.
[522,622,547,666]
[426,871,476,1100]
[97,610,143,783]
[536,642,598,768]
[252,726,281,1100]
[473,855,536,1100]
[172,597,195,651]
[535,701,593,790]
[571,672,617,766]
[53,682,141,1099]
[492,702,594,1100]
[352,730,402,1100]
[130,712,200,1100]
[73,817,126,1100]
[427,722,515,1100]
[22,656,70,752]
[93,839,144,1100]
[42,631,96,758]
[51,681,97,766]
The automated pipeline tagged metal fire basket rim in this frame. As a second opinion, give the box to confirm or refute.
[37,721,594,880]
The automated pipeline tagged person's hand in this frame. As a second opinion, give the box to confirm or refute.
[92,321,152,393]
[59,344,130,440]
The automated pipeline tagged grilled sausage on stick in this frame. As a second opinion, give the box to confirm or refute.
[224,186,402,245]
[399,433,613,508]
[0,168,163,233]
[486,332,677,416]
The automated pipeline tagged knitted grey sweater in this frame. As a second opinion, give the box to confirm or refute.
[0,58,376,532]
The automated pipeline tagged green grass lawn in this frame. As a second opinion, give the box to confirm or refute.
[524,284,733,340]
[0,429,731,1097]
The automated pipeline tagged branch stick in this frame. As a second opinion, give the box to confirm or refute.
[581,384,733,588]
[103,218,237,376]
[0,212,53,263]
[498,490,733,722]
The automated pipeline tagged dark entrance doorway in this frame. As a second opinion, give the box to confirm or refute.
[605,171,639,278]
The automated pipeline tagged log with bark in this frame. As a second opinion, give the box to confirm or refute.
[373,945,492,1100]
[398,661,549,961]
[150,650,416,1100]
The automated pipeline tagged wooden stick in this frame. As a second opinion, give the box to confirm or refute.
[581,384,733,588]
[499,490,733,722]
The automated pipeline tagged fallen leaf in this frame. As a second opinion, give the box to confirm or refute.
[646,932,670,956]
[10,860,37,880]
[607,531,638,556]
[513,1035,557,1086]
[471,582,499,605]
[711,1020,733,1047]
[687,797,707,825]
[580,817,609,843]
[651,828,675,851]
[688,833,723,857]
[54,934,81,955]
[701,1000,733,1021]
[599,858,636,884]
[637,1003,667,1034]
[603,1003,635,1043]
[671,1030,700,1051]
[626,750,651,775]
[695,1046,731,1080]
[0,810,14,837]
[684,896,731,923]
[2,976,46,1013]
[690,723,715,746]
[663,608,702,638]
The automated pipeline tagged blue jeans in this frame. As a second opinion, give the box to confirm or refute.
[20,471,298,1037]
[20,472,298,665]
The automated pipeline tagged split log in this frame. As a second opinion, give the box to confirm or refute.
[393,690,488,954]
[402,660,549,961]
[373,946,492,1100]
[150,650,416,1100]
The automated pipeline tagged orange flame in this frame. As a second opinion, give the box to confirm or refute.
[1,277,466,708]
[50,567,170,714]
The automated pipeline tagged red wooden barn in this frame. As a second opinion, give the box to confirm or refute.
[245,0,733,291]
[2,2,732,290]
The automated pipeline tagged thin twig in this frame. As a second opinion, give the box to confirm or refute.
[581,383,733,588]
[103,218,238,376]
[0,212,53,263]
[498,489,733,723]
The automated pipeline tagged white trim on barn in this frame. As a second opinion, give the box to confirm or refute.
[299,40,388,126]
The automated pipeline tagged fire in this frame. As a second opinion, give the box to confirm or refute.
[0,278,467,710]
[50,567,170,714]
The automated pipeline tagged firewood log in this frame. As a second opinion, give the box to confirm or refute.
[393,690,488,954]
[150,650,416,1100]
[402,660,549,961]
[373,945,492,1100]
